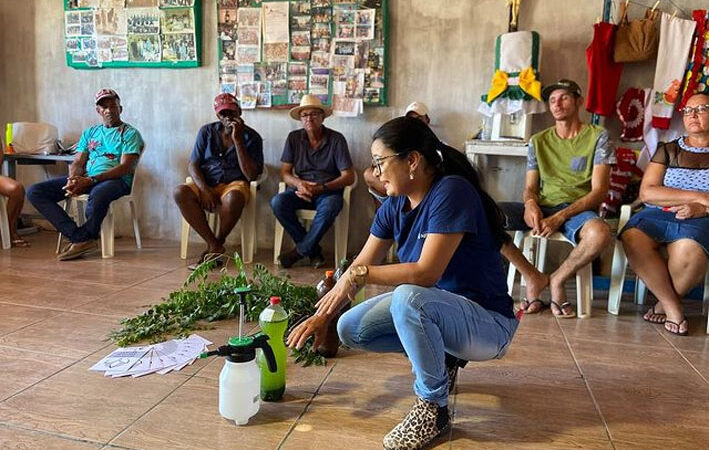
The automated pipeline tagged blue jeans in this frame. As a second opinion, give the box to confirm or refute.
[270,188,343,257]
[499,201,599,244]
[337,285,519,407]
[27,176,130,243]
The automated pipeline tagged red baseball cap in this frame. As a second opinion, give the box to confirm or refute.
[95,88,120,105]
[214,93,240,114]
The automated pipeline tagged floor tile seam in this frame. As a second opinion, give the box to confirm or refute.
[0,313,68,339]
[0,300,73,314]
[556,318,617,450]
[0,419,107,447]
[0,342,114,404]
[654,327,709,386]
[276,361,338,449]
[564,335,674,350]
[105,369,197,447]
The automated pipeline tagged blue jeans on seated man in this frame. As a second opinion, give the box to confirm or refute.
[27,176,131,243]
[270,187,343,257]
[337,285,519,407]
[499,201,599,244]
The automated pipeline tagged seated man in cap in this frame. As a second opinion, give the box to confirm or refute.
[174,93,263,266]
[27,88,144,260]
[499,79,615,317]
[271,94,355,268]
[363,101,431,202]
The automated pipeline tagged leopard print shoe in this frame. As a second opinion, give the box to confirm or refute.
[382,397,450,450]
[445,353,467,394]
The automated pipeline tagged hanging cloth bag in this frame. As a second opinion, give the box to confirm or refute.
[613,3,660,63]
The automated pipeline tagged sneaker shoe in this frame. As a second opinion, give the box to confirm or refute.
[310,252,326,269]
[278,248,303,268]
[57,240,99,261]
[382,397,450,450]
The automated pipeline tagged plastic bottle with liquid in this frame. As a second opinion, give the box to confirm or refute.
[199,334,277,426]
[316,270,350,358]
[5,123,14,154]
[258,296,288,401]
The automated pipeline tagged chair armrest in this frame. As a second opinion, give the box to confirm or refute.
[250,166,269,190]
[618,204,632,230]
[343,170,358,200]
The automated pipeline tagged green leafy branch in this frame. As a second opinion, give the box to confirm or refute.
[107,252,325,366]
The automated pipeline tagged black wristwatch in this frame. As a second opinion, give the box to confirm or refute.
[320,182,328,192]
[90,176,99,184]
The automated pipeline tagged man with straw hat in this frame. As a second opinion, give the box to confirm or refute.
[271,94,355,268]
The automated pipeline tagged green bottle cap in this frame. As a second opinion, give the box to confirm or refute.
[228,336,253,346]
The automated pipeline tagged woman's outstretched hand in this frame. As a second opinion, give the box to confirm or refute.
[315,277,355,317]
[286,314,330,350]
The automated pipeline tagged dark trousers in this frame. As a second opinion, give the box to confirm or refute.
[270,188,343,257]
[27,176,130,243]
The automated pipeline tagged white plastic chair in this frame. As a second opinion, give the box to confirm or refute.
[273,171,357,267]
[608,204,709,333]
[506,230,593,318]
[56,174,141,258]
[0,196,10,249]
[180,168,268,264]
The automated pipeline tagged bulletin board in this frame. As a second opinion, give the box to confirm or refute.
[216,0,388,116]
[63,0,202,69]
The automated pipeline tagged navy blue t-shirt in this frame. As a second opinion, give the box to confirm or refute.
[190,122,264,187]
[280,127,352,184]
[371,175,514,318]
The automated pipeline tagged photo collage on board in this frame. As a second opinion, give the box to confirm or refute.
[217,0,386,114]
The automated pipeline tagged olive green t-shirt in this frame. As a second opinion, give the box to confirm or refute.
[527,124,614,207]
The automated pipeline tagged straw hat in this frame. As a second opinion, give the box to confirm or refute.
[289,94,332,120]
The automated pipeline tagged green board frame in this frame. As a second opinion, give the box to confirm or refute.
[63,0,202,69]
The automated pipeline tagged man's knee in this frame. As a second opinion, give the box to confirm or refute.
[270,193,288,214]
[579,219,612,249]
[26,182,47,204]
[173,184,195,204]
[7,181,24,199]
[363,166,377,187]
[318,195,343,217]
[222,190,245,211]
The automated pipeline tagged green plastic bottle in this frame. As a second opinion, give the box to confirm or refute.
[258,296,288,401]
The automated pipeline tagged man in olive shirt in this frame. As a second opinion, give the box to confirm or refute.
[500,79,615,318]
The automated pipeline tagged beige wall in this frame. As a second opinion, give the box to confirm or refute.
[1,0,610,254]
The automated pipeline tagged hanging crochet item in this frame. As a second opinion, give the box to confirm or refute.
[478,30,546,117]
[616,88,645,142]
[678,10,709,110]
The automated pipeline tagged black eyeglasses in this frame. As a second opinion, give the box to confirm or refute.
[371,154,401,174]
[680,104,709,116]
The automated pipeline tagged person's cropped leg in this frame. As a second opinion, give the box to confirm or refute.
[73,179,130,243]
[389,284,517,407]
[337,292,404,353]
[296,191,343,257]
[26,177,82,240]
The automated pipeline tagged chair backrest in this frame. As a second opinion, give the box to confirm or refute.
[11,122,59,155]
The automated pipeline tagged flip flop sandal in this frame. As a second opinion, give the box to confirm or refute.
[643,304,667,324]
[550,300,576,319]
[664,317,689,336]
[520,298,548,314]
[11,238,30,248]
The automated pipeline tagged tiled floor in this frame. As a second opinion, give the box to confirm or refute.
[1,232,708,449]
